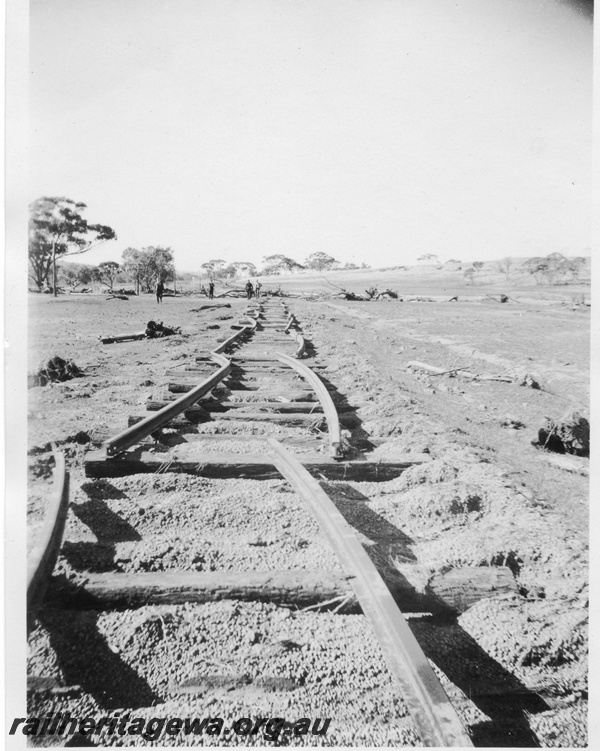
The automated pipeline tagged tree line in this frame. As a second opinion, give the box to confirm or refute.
[28,196,368,294]
[56,246,176,293]
[199,253,368,279]
[29,196,588,294]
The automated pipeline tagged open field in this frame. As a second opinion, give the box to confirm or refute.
[174,261,591,302]
[26,279,589,746]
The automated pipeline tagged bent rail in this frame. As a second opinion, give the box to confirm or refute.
[211,317,257,354]
[101,318,258,456]
[27,452,69,635]
[266,439,472,748]
[103,319,257,456]
[103,353,231,456]
[275,353,342,458]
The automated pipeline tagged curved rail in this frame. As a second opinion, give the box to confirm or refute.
[103,318,258,456]
[104,353,231,456]
[211,316,257,354]
[275,353,343,458]
[266,438,472,748]
[27,452,70,635]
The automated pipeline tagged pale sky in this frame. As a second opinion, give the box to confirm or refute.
[29,0,593,271]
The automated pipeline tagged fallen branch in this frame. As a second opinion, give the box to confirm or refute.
[407,361,469,376]
[189,304,232,312]
[321,275,346,292]
[99,332,147,344]
[472,374,514,383]
[427,365,471,377]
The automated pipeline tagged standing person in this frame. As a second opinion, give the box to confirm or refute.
[156,279,164,303]
[245,280,254,299]
[255,281,262,298]
[208,280,215,299]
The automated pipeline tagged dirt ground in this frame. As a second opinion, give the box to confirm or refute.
[25,288,589,746]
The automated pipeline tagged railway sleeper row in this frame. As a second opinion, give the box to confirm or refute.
[29,300,476,747]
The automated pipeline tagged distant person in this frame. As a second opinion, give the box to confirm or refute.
[208,280,215,299]
[255,281,262,298]
[156,279,164,303]
[245,280,254,299]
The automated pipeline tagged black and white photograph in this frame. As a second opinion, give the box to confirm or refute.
[9,0,593,746]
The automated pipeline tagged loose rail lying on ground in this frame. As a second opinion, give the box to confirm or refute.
[27,452,69,635]
[267,437,472,748]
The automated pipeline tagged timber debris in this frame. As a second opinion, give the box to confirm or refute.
[536,410,589,457]
[145,320,181,338]
[28,356,84,387]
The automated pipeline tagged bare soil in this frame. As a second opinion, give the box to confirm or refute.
[26,287,589,747]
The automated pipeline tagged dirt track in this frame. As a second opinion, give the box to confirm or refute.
[26,292,589,746]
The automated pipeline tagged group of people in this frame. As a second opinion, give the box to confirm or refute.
[155,277,263,303]
[245,280,262,299]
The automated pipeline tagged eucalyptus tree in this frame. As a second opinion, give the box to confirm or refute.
[29,197,116,295]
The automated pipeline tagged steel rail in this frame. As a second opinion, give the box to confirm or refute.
[103,353,231,456]
[211,317,257,354]
[27,452,70,635]
[266,438,473,748]
[275,353,342,458]
[103,318,258,455]
[288,330,306,358]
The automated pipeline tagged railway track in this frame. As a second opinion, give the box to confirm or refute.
[27,299,473,746]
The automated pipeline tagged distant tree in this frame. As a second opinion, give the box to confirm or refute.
[360,262,371,269]
[418,254,438,263]
[231,261,257,277]
[565,257,586,282]
[524,257,550,285]
[472,261,484,275]
[221,264,238,279]
[201,259,226,274]
[463,268,475,285]
[342,262,359,269]
[304,252,339,271]
[98,261,121,291]
[201,259,234,279]
[261,255,305,275]
[58,262,100,290]
[524,252,570,285]
[497,257,514,281]
[122,247,150,292]
[121,246,175,292]
[29,197,116,295]
[146,246,175,283]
